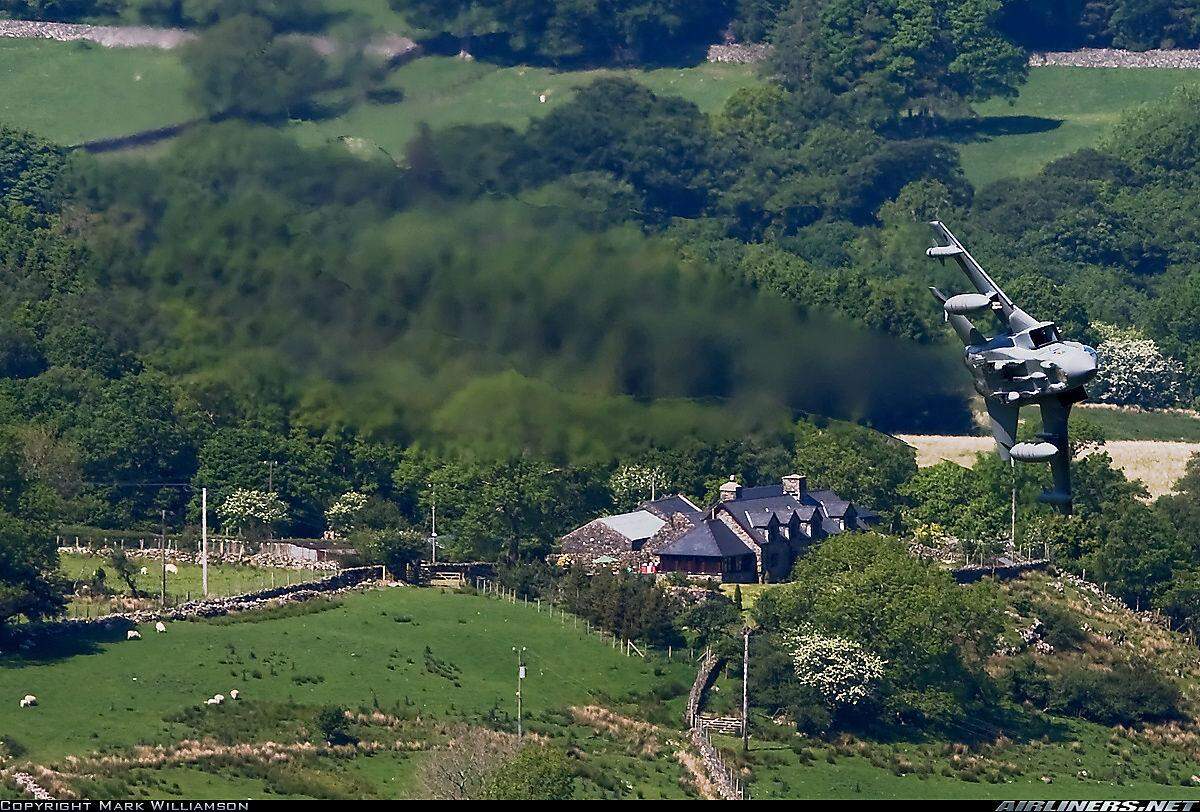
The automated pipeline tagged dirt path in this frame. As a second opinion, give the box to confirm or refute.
[0,19,419,60]
[898,434,1198,498]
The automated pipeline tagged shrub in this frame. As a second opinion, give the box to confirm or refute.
[314,705,353,744]
[1048,661,1181,725]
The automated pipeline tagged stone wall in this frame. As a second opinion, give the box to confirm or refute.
[6,566,385,646]
[1030,48,1200,68]
[0,18,420,61]
[707,43,771,64]
[685,650,722,726]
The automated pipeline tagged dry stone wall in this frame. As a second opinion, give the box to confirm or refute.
[5,566,384,648]
[0,19,419,60]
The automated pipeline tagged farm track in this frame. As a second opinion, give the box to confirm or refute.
[898,435,1198,498]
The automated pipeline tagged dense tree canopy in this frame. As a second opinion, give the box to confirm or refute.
[768,0,1027,126]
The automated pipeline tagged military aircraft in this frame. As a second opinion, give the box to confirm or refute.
[925,221,1098,514]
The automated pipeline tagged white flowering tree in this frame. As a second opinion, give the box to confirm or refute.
[785,629,885,707]
[1089,322,1183,408]
[325,490,369,536]
[219,488,287,538]
[609,464,669,510]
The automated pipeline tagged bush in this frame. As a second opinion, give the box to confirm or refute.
[1048,661,1181,725]
[314,704,353,744]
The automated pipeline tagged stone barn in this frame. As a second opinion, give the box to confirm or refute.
[557,495,701,570]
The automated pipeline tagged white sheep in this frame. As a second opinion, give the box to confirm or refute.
[204,697,220,705]
[164,563,178,575]
[213,693,225,703]
[126,630,141,640]
[139,566,148,575]
[229,689,239,700]
[155,621,167,633]
[19,694,36,707]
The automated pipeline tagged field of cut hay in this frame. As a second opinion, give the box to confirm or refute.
[897,435,1198,498]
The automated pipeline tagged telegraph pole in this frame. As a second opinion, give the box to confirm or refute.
[262,460,277,541]
[201,487,208,597]
[742,626,750,751]
[513,645,526,739]
[430,484,438,565]
[160,509,168,608]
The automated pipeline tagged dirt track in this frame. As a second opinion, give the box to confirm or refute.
[897,434,1197,498]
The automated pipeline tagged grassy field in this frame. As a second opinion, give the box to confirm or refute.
[58,552,323,611]
[294,56,758,155]
[0,39,756,153]
[6,38,1191,191]
[960,67,1200,187]
[0,587,693,764]
[726,723,1200,800]
[0,40,196,145]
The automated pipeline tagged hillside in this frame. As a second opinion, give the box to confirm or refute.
[711,569,1200,799]
[958,67,1199,187]
[0,586,702,799]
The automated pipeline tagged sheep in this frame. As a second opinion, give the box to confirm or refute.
[213,693,225,703]
[164,563,178,575]
[126,630,141,640]
[204,697,220,705]
[139,566,148,575]
[155,621,167,633]
[229,689,239,700]
[19,695,37,708]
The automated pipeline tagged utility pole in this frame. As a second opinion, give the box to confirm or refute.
[430,484,438,565]
[201,487,208,597]
[513,645,526,739]
[261,460,277,541]
[160,509,167,608]
[742,626,750,751]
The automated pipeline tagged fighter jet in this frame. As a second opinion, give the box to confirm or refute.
[925,221,1098,514]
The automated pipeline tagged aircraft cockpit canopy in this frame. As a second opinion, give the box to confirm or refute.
[1027,323,1061,349]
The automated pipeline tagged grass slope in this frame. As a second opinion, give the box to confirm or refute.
[0,586,691,764]
[293,57,758,155]
[960,67,1200,188]
[0,39,756,152]
[0,40,196,144]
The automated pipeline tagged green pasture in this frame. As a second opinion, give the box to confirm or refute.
[0,40,196,145]
[721,720,1200,800]
[960,67,1200,188]
[0,587,692,764]
[58,552,322,610]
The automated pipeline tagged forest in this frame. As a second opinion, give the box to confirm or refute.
[2,0,1200,644]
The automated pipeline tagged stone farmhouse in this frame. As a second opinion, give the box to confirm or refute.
[560,474,880,583]
[557,495,704,571]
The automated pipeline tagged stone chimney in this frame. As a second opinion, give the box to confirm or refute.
[719,476,741,502]
[782,474,806,499]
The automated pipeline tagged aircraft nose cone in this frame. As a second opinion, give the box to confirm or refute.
[1065,345,1098,386]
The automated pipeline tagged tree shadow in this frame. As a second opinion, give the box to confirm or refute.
[943,115,1064,145]
[0,620,135,667]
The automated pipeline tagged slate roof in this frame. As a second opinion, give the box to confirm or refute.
[658,519,756,559]
[642,494,703,520]
[717,483,878,544]
[598,509,665,542]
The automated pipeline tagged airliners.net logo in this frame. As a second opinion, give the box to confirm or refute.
[997,803,1198,811]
